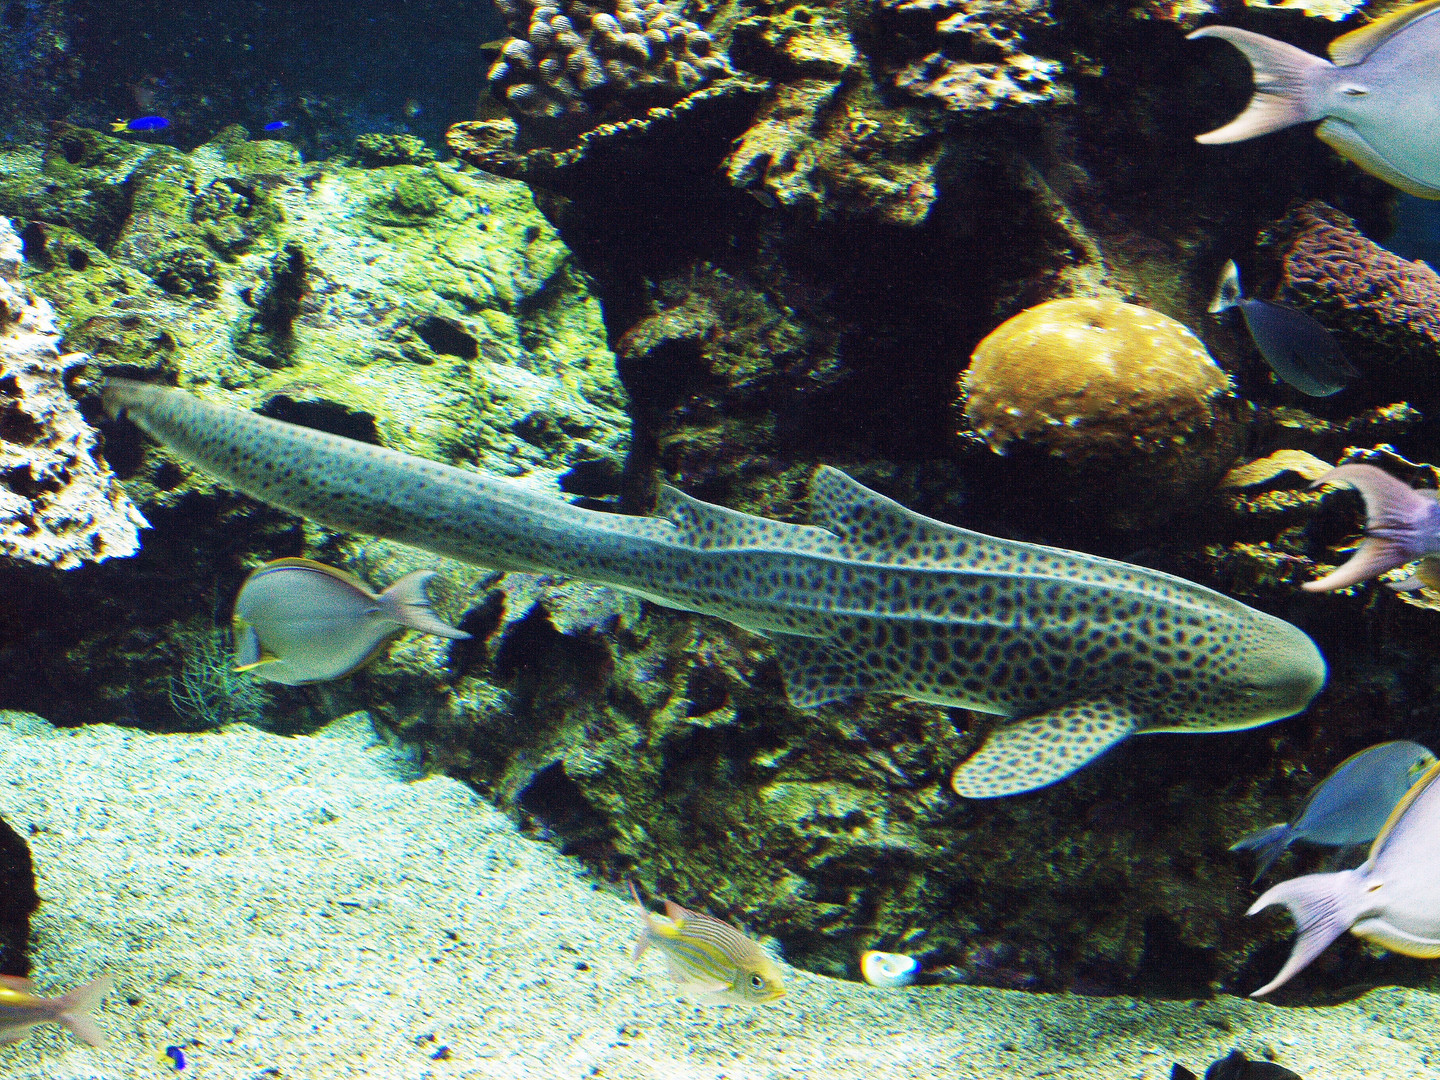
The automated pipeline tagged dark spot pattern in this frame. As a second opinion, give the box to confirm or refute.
[103,380,1325,796]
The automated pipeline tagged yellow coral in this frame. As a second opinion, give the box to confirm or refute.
[960,297,1231,460]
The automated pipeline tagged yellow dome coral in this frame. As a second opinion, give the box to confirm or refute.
[961,298,1232,460]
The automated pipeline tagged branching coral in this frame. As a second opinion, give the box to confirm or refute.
[0,218,146,568]
[486,0,733,137]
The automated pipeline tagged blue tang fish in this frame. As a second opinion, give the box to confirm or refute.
[1248,758,1440,995]
[262,121,288,132]
[232,557,470,685]
[1190,0,1440,198]
[1208,260,1356,397]
[111,116,169,132]
[1231,740,1437,880]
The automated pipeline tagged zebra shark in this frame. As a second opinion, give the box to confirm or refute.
[102,378,1326,797]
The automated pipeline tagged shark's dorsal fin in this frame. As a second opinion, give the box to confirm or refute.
[1328,0,1440,66]
[951,699,1143,798]
[657,484,835,550]
[807,467,979,564]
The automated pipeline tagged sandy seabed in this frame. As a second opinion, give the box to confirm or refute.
[0,710,1433,1080]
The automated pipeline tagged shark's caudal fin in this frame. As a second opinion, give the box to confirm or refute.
[1187,27,1330,144]
[950,699,1141,798]
[1247,869,1368,996]
[1229,822,1296,882]
[376,570,472,639]
[1304,465,1440,591]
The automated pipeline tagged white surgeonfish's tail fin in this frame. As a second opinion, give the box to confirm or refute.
[1208,259,1243,315]
[377,570,472,639]
[1188,27,1332,144]
[1247,868,1368,996]
[53,974,114,1049]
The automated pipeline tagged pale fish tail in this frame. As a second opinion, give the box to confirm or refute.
[628,880,656,962]
[1247,869,1367,997]
[1187,27,1330,144]
[52,974,113,1049]
[376,570,472,640]
[1229,822,1296,882]
[1303,465,1440,591]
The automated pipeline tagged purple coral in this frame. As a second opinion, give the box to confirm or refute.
[1267,201,1440,362]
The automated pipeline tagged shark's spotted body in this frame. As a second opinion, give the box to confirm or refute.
[102,379,1326,797]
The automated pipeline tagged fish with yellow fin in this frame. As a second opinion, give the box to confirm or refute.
[628,882,786,1005]
[1248,758,1440,995]
[232,558,470,685]
[1191,0,1440,198]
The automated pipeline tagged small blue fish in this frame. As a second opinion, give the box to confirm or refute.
[111,116,169,133]
[1231,740,1436,880]
[163,1045,188,1070]
[232,558,471,685]
[262,121,289,132]
[1209,260,1356,397]
[1190,1,1440,198]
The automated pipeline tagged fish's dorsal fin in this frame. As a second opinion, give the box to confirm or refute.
[951,699,1143,798]
[656,485,835,550]
[1328,0,1440,65]
[808,467,979,563]
[1209,259,1243,314]
[253,557,380,599]
[1370,759,1440,856]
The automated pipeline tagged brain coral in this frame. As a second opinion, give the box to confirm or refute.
[961,297,1232,460]
[1264,200,1440,375]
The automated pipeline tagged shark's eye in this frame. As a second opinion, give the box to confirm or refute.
[1340,84,1369,96]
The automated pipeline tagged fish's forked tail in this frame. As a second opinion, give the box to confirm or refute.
[1187,27,1330,144]
[1303,465,1440,591]
[377,570,472,639]
[1229,822,1295,882]
[628,880,656,962]
[1247,869,1367,996]
[54,974,114,1049]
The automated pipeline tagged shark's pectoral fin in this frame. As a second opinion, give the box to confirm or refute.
[951,699,1142,798]
[771,632,876,709]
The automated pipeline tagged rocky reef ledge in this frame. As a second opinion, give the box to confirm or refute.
[0,711,1433,1080]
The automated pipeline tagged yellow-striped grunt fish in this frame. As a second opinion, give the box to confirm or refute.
[628,883,786,1005]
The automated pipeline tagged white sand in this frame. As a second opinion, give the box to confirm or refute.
[0,710,1435,1080]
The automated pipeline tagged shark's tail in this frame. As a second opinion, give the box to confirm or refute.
[1247,869,1368,996]
[1188,27,1330,144]
[1229,822,1295,882]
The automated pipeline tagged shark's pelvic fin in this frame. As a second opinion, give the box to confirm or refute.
[770,632,876,709]
[951,699,1142,798]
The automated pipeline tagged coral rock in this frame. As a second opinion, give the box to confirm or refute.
[1263,200,1440,377]
[962,297,1231,460]
[0,218,146,568]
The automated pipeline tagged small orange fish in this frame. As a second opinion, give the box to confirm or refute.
[0,972,113,1047]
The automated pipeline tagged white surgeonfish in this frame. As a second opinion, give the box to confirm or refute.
[232,558,470,685]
